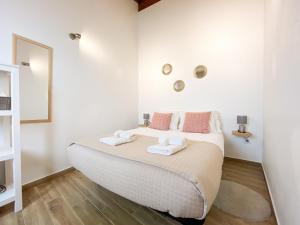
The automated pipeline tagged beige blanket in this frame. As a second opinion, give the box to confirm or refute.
[74,135,223,217]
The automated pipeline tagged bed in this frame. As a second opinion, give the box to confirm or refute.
[67,127,224,224]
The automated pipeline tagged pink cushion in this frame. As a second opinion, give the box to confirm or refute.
[183,112,211,133]
[149,112,172,130]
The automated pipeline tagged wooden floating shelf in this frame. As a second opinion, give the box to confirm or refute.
[232,131,252,138]
[138,124,148,128]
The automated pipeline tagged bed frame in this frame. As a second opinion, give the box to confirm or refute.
[159,211,206,225]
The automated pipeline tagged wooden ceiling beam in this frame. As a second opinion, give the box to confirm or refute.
[134,0,161,11]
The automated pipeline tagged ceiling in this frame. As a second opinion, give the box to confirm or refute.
[134,0,161,11]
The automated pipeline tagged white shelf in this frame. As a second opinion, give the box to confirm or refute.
[0,63,22,212]
[0,185,15,207]
[0,149,14,161]
[0,110,12,116]
[0,64,19,71]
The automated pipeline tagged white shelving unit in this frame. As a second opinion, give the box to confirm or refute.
[0,64,22,212]
[0,148,14,161]
[0,111,12,116]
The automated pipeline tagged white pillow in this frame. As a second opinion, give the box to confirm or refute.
[150,112,180,130]
[179,111,222,133]
[170,112,180,130]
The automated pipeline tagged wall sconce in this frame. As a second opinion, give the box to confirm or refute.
[69,33,81,40]
[21,61,30,67]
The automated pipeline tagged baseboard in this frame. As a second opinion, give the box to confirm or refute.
[226,157,280,224]
[22,167,75,190]
[224,156,261,167]
[262,163,281,225]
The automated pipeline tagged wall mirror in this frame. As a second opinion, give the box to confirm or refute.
[162,64,172,75]
[194,65,207,79]
[173,80,185,92]
[13,34,52,123]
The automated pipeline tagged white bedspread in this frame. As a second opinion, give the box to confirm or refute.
[68,127,224,219]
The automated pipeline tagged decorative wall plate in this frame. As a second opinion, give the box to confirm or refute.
[173,80,185,92]
[162,64,173,75]
[194,65,207,79]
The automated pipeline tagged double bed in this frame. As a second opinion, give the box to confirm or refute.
[68,127,224,224]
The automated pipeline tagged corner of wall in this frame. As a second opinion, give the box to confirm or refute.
[262,163,281,225]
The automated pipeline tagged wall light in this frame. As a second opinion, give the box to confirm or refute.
[69,33,81,40]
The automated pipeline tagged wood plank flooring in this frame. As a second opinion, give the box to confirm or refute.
[205,158,277,225]
[0,158,277,225]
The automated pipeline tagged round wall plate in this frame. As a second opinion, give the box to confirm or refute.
[194,65,207,79]
[162,64,173,75]
[173,80,185,92]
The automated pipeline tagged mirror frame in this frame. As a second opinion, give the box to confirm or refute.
[12,34,52,124]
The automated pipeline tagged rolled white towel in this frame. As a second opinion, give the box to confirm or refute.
[169,136,187,146]
[114,130,124,137]
[114,130,135,139]
[158,136,169,146]
[119,131,135,139]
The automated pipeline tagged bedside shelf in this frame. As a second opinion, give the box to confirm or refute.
[232,131,252,138]
[138,124,148,128]
[0,110,12,116]
[0,149,14,161]
[0,185,15,207]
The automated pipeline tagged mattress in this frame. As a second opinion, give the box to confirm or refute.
[67,128,224,219]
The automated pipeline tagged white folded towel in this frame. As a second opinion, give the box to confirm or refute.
[99,136,135,146]
[158,136,169,146]
[119,131,135,139]
[114,130,124,137]
[147,143,187,156]
[168,136,187,146]
[114,130,135,139]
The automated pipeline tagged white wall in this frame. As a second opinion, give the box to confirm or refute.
[263,0,300,224]
[138,0,264,162]
[0,0,138,184]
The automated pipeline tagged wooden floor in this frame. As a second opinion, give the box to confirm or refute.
[205,158,277,225]
[0,158,277,225]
